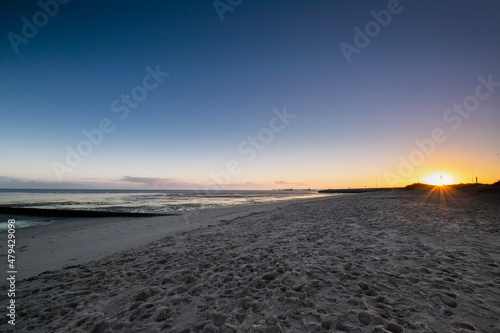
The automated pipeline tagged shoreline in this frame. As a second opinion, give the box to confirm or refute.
[0,191,334,231]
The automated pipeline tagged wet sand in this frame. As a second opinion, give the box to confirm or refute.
[1,189,499,332]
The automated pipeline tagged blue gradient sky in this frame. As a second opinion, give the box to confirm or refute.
[1,0,499,189]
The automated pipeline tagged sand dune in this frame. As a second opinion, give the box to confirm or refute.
[1,190,499,332]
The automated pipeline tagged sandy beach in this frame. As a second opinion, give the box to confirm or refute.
[1,189,499,332]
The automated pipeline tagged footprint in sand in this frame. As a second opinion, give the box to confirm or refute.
[439,293,457,308]
[452,322,476,331]
[358,311,371,325]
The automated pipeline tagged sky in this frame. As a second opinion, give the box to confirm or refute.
[1,0,499,190]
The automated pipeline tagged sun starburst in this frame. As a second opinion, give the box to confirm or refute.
[423,174,453,186]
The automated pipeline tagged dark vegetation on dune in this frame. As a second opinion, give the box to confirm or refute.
[321,180,500,193]
[405,181,500,192]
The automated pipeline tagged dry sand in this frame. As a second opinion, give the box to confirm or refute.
[1,189,499,332]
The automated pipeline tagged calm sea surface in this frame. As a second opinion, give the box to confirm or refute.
[0,189,334,230]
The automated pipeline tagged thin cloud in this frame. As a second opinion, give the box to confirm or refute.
[0,175,195,190]
[0,176,90,189]
[119,176,198,189]
[274,180,308,186]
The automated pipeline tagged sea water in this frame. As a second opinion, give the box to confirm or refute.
[0,189,332,230]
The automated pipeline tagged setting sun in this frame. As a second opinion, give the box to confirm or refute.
[423,174,454,186]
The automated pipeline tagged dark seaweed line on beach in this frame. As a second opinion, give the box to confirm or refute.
[0,206,180,218]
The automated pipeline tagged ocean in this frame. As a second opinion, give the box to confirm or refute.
[0,189,333,230]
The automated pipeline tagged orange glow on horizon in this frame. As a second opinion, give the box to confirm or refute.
[422,173,454,186]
